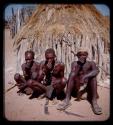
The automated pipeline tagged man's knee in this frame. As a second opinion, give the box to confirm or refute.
[27,79,33,86]
[14,73,21,81]
[61,77,67,88]
[88,77,97,84]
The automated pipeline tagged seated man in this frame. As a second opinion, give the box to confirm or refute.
[25,48,67,100]
[49,63,67,100]
[14,50,40,95]
[57,47,102,115]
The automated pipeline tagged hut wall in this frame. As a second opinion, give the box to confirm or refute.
[16,32,110,82]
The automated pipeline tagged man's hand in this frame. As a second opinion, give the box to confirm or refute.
[46,62,52,70]
[51,77,61,88]
[80,75,88,84]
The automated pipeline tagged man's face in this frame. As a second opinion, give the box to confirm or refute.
[25,53,34,68]
[45,53,55,63]
[45,53,55,70]
[77,51,88,63]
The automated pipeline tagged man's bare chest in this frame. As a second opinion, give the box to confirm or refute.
[78,62,91,74]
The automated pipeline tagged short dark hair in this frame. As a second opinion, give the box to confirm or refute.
[45,48,56,56]
[25,50,35,58]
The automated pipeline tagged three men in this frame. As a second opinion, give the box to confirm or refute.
[14,47,102,115]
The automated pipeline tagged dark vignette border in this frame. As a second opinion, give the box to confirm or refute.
[0,0,112,125]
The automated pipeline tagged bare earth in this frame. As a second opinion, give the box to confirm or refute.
[4,29,110,121]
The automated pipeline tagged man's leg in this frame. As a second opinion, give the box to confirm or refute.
[27,79,46,92]
[57,80,74,110]
[25,80,46,98]
[54,78,66,100]
[87,77,102,115]
[75,87,87,101]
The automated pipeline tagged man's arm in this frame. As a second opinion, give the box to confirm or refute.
[84,61,99,79]
[20,75,27,83]
[38,61,47,84]
[68,61,80,82]
[21,64,30,80]
[59,63,65,77]
[70,61,80,76]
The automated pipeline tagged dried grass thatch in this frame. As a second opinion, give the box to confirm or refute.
[13,4,110,82]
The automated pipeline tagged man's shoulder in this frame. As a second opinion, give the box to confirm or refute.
[33,61,40,66]
[21,63,26,69]
[86,60,96,65]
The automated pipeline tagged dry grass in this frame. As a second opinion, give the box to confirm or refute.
[13,4,109,49]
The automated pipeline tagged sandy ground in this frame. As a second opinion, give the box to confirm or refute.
[4,29,110,121]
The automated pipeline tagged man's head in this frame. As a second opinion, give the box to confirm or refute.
[45,48,56,70]
[76,47,88,63]
[25,50,35,68]
[45,48,56,62]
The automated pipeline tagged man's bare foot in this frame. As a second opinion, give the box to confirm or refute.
[52,98,58,105]
[37,93,46,100]
[57,101,71,110]
[91,101,102,115]
[24,87,33,95]
[75,93,87,101]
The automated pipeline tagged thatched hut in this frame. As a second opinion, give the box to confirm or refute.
[13,4,110,82]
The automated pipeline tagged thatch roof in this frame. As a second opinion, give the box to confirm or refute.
[13,4,109,50]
